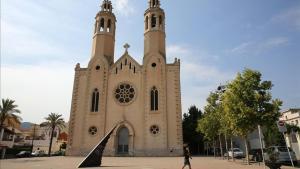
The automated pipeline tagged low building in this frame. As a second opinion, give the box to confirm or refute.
[20,122,69,154]
[280,108,300,160]
[0,117,22,159]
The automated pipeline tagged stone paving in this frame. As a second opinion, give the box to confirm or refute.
[0,156,296,169]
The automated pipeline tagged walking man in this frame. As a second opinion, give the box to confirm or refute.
[182,144,192,169]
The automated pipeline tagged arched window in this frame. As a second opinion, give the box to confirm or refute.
[100,18,105,32]
[145,16,149,30]
[91,89,100,112]
[107,19,111,32]
[151,14,156,28]
[152,0,156,7]
[151,87,158,111]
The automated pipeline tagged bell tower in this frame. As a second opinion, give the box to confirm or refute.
[144,0,166,60]
[91,0,116,65]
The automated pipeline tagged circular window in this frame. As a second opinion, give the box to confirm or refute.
[96,65,100,70]
[89,126,98,136]
[114,83,136,104]
[150,125,160,135]
[151,63,157,67]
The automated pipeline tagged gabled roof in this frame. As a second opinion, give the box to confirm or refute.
[111,51,142,69]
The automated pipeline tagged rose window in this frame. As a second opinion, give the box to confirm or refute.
[115,83,135,104]
[89,126,98,136]
[150,125,160,135]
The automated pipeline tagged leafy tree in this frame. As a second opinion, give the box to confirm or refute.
[263,123,285,147]
[197,92,221,157]
[222,68,282,165]
[286,124,300,134]
[40,113,65,156]
[182,105,204,154]
[0,99,22,141]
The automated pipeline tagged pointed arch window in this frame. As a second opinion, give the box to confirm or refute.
[91,89,100,112]
[107,19,111,32]
[100,18,105,32]
[152,0,156,7]
[151,14,157,28]
[151,87,158,111]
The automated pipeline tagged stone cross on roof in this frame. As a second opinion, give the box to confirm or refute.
[124,43,130,53]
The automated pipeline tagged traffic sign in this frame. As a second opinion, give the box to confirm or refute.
[277,121,287,133]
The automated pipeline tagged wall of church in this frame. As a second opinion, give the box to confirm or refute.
[166,62,183,156]
[81,58,108,152]
[142,54,169,156]
[67,69,88,155]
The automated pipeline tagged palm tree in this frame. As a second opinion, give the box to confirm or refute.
[0,99,21,141]
[40,113,65,156]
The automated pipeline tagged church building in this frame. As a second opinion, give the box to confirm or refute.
[67,0,183,156]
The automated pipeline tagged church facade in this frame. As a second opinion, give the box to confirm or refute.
[67,0,183,156]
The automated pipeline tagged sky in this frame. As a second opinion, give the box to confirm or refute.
[1,0,300,123]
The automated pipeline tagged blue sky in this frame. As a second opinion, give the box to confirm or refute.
[1,0,300,123]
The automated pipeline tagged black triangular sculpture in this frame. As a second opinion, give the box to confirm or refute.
[78,126,117,168]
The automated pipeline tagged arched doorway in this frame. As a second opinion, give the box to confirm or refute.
[117,127,129,154]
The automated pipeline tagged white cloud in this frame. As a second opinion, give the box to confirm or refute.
[230,42,253,54]
[1,0,89,64]
[1,62,75,123]
[272,6,300,31]
[113,0,135,16]
[262,37,289,48]
[1,21,69,61]
[229,37,289,55]
[167,44,234,113]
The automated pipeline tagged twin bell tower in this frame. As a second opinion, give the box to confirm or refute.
[91,0,166,65]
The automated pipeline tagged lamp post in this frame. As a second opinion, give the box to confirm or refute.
[217,85,226,159]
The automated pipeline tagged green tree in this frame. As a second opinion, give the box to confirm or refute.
[263,124,285,147]
[182,105,204,154]
[40,113,65,156]
[222,68,282,165]
[286,124,300,133]
[197,92,221,157]
[0,98,21,141]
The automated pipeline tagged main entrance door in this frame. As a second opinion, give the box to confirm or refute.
[117,127,129,154]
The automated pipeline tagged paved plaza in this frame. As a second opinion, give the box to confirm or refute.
[0,157,296,169]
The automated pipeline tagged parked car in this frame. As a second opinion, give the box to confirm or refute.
[264,146,297,165]
[16,151,31,158]
[224,148,245,158]
[31,150,46,157]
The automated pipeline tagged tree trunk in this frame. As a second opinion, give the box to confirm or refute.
[213,139,216,158]
[244,137,250,165]
[0,127,4,141]
[219,134,224,159]
[48,126,55,156]
[225,134,229,161]
[231,137,235,161]
[206,142,209,156]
